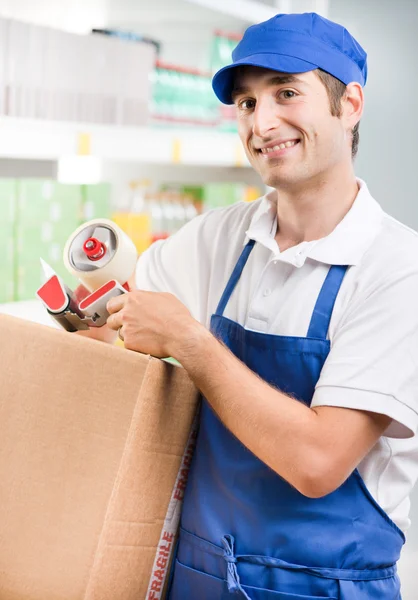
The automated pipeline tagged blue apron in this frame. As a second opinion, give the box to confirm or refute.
[169,239,405,599]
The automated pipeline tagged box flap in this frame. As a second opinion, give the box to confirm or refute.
[84,357,199,600]
[0,315,150,598]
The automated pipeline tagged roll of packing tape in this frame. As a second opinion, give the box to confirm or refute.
[63,218,138,292]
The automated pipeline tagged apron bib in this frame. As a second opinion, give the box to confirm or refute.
[169,240,405,599]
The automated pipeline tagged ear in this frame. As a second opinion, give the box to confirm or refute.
[342,82,364,130]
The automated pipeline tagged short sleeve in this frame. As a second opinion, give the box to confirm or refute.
[312,268,418,439]
[134,213,213,325]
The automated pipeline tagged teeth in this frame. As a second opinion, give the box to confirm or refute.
[262,140,298,153]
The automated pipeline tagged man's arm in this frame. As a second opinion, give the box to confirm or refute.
[106,289,392,499]
[174,323,391,499]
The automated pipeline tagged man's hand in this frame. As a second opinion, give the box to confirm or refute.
[106,290,203,358]
[73,283,117,344]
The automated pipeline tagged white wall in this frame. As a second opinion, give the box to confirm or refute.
[329,0,418,229]
[327,1,418,597]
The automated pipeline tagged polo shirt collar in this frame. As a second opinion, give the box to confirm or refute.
[244,179,384,267]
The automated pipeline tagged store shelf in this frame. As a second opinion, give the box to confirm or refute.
[0,117,250,168]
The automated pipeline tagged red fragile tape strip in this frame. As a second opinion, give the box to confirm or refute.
[79,280,118,311]
[146,411,200,599]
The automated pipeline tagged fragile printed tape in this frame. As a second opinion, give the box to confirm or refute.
[146,410,200,599]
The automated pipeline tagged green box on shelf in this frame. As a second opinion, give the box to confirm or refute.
[49,221,81,243]
[17,240,61,267]
[0,219,16,301]
[82,183,111,221]
[16,261,44,301]
[0,273,14,303]
[17,180,56,224]
[15,236,78,300]
[0,180,17,229]
[17,180,83,226]
[0,233,15,265]
[15,261,77,302]
[16,219,80,260]
[49,185,82,224]
[203,183,245,211]
[16,226,54,262]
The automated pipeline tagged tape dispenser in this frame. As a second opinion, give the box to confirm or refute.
[36,219,137,332]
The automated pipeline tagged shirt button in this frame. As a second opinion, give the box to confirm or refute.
[263,288,271,297]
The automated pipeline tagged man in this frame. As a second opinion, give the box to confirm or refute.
[104,12,418,599]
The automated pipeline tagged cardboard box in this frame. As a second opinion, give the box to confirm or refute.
[0,315,199,599]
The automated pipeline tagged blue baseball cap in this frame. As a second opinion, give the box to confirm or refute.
[212,12,368,104]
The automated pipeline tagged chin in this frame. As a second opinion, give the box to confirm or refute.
[261,168,312,190]
[262,173,294,189]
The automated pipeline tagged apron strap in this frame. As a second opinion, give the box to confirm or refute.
[307,265,349,339]
[180,528,397,583]
[215,239,348,338]
[222,535,252,599]
[215,239,256,317]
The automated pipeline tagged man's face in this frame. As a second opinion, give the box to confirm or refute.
[232,67,350,189]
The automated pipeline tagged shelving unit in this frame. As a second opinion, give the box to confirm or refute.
[0,117,250,167]
[0,0,260,317]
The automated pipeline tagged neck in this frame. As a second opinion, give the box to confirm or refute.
[273,167,359,252]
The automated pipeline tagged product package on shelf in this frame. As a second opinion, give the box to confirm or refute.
[113,180,151,255]
[0,17,155,125]
[0,239,14,304]
[209,30,242,132]
[151,61,220,127]
[0,179,17,303]
[15,180,82,300]
[112,182,202,255]
[0,236,14,303]
[180,185,205,215]
[8,180,113,302]
[82,183,112,222]
[202,182,262,211]
[110,181,262,258]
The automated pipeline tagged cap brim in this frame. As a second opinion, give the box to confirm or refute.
[212,54,320,104]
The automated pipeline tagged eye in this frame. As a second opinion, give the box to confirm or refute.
[279,89,297,100]
[237,98,256,111]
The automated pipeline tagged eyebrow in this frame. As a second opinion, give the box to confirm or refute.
[231,74,306,102]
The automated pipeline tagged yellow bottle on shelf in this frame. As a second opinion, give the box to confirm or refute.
[112,180,152,256]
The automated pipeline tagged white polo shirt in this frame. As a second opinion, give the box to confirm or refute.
[135,179,418,533]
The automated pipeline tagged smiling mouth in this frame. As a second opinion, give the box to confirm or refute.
[259,140,300,154]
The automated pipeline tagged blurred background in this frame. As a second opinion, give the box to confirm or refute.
[0,0,416,596]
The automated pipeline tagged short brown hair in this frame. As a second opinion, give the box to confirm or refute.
[315,69,360,160]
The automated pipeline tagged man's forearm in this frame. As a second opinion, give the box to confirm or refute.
[173,324,323,496]
[105,290,391,498]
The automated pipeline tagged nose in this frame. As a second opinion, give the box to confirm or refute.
[252,96,280,138]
